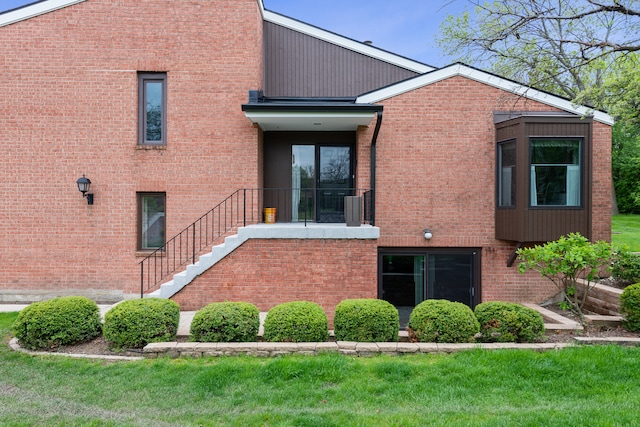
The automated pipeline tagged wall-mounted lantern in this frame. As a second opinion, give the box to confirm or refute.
[423,229,433,240]
[76,175,94,205]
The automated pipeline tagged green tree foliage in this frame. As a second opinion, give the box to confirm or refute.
[610,122,640,213]
[437,0,639,100]
[517,233,613,321]
[438,1,640,212]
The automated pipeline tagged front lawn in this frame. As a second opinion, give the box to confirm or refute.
[1,312,640,426]
[613,214,640,251]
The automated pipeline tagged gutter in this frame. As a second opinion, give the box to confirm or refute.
[370,110,383,226]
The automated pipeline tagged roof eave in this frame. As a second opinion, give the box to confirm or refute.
[0,0,86,28]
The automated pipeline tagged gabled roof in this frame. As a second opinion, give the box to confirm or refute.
[258,1,434,75]
[356,63,614,125]
[0,0,85,27]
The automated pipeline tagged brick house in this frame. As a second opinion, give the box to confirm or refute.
[0,0,612,322]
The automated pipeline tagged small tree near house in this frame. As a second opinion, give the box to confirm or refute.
[517,233,613,322]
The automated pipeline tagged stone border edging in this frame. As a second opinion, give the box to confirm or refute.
[8,338,143,361]
[142,341,575,358]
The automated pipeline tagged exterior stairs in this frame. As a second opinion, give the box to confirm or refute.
[147,232,247,299]
[146,223,380,300]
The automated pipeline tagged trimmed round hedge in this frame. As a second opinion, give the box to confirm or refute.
[190,302,260,342]
[407,299,479,343]
[334,298,399,342]
[620,283,640,332]
[474,301,545,343]
[263,301,328,342]
[103,298,180,349]
[12,296,102,351]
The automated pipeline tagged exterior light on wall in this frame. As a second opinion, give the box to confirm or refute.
[76,175,94,205]
[423,229,433,240]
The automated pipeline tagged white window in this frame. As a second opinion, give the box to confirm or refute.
[530,138,582,207]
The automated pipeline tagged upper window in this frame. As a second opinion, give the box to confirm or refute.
[138,73,166,145]
[498,140,516,207]
[137,192,166,250]
[530,138,582,207]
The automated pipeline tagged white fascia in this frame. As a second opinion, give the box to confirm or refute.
[357,63,614,125]
[0,0,86,27]
[260,8,434,74]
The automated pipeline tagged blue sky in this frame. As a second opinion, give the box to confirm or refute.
[1,0,468,66]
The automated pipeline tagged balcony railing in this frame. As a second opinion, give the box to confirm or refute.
[139,188,374,296]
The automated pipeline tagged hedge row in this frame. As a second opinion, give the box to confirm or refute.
[13,297,557,350]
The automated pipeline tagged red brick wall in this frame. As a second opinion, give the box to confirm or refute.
[0,0,263,295]
[171,238,378,323]
[355,76,611,303]
[0,1,612,308]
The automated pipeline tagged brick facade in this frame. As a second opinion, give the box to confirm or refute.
[0,1,612,311]
[171,238,378,322]
[0,0,263,296]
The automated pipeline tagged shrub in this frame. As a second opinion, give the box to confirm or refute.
[474,302,545,343]
[263,301,328,342]
[189,302,260,342]
[12,296,101,350]
[103,298,180,349]
[517,233,613,321]
[407,300,479,343]
[611,248,640,286]
[334,299,399,342]
[620,283,640,332]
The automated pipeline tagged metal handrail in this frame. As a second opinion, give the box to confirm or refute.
[139,188,374,296]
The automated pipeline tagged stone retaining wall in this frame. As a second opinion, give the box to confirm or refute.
[575,280,622,315]
[143,341,572,358]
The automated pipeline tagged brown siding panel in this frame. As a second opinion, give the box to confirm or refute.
[495,116,592,242]
[264,22,419,97]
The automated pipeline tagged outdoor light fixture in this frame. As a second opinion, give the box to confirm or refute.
[76,175,94,205]
[423,229,433,240]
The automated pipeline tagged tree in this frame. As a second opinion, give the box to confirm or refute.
[438,1,640,213]
[438,0,639,102]
[517,233,613,322]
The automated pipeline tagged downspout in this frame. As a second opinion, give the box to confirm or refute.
[370,109,383,226]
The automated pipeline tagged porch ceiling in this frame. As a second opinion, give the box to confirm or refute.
[242,102,382,131]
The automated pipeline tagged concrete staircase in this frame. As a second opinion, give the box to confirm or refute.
[148,232,248,299]
[147,223,380,300]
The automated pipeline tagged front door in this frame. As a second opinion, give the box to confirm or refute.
[379,249,480,326]
[292,144,353,222]
[318,145,352,222]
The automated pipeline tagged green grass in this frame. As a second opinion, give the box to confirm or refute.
[2,312,640,426]
[613,214,640,251]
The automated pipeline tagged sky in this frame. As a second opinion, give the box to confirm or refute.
[0,0,469,66]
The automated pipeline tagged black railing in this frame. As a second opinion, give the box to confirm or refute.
[139,188,374,296]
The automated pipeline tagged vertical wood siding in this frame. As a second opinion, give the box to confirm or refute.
[264,22,419,97]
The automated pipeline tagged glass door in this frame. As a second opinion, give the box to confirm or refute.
[379,250,479,326]
[291,144,353,223]
[292,145,315,222]
[318,146,352,223]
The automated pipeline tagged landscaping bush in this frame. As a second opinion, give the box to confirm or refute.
[474,301,545,343]
[189,302,260,342]
[620,283,640,332]
[612,248,640,286]
[12,296,101,351]
[103,298,180,349]
[333,299,399,342]
[407,300,479,343]
[263,301,328,342]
